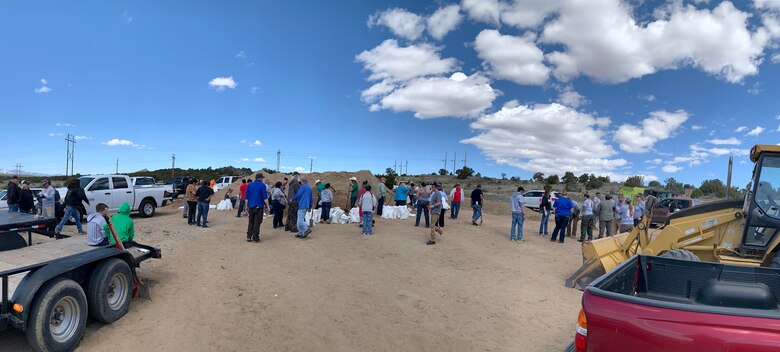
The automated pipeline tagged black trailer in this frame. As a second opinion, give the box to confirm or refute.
[0,212,161,352]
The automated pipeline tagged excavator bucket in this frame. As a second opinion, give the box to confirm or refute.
[565,232,634,290]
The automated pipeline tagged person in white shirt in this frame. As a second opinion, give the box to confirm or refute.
[579,194,595,242]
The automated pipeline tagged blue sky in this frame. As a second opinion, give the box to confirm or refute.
[2,0,779,188]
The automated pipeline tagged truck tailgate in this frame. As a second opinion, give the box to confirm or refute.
[585,292,780,351]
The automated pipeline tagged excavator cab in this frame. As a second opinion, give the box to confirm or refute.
[742,146,780,251]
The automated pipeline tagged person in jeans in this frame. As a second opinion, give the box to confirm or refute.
[245,174,270,242]
[349,177,359,208]
[567,200,581,238]
[39,180,56,218]
[286,172,301,233]
[359,185,377,236]
[437,184,447,228]
[186,178,198,225]
[320,183,333,224]
[415,182,430,227]
[195,180,214,227]
[236,179,248,217]
[633,194,646,226]
[550,191,574,243]
[596,195,614,239]
[55,179,90,235]
[5,175,20,213]
[271,181,287,229]
[579,194,595,242]
[612,194,625,236]
[449,182,462,220]
[395,182,409,206]
[426,183,444,245]
[375,177,388,216]
[291,178,313,239]
[509,186,526,242]
[539,190,552,236]
[87,203,110,246]
[471,184,484,225]
[618,198,634,233]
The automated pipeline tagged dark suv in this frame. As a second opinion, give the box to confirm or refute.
[165,176,192,196]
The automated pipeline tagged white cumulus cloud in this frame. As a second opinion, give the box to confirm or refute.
[691,125,705,130]
[746,126,765,136]
[662,165,683,173]
[356,40,457,83]
[557,86,587,108]
[250,140,262,147]
[613,110,690,153]
[208,76,237,91]
[735,126,748,132]
[427,5,462,40]
[368,8,425,41]
[707,137,741,145]
[34,86,51,94]
[103,138,147,149]
[474,29,549,85]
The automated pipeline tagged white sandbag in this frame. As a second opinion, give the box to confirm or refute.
[381,206,396,219]
[331,207,344,222]
[349,208,360,223]
[338,214,349,224]
[397,206,410,219]
[209,204,217,209]
[311,209,322,224]
[216,199,232,211]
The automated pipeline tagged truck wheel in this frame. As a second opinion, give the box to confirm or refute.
[26,278,87,352]
[660,249,700,261]
[87,258,133,324]
[139,199,155,218]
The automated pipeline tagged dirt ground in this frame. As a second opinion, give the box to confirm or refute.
[3,201,584,352]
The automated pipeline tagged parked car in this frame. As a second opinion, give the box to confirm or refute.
[650,197,701,226]
[131,176,174,201]
[566,254,780,352]
[165,176,192,196]
[523,190,561,211]
[214,175,239,192]
[57,175,166,218]
[0,188,43,212]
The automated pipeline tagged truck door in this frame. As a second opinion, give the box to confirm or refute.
[111,177,134,209]
[86,177,111,212]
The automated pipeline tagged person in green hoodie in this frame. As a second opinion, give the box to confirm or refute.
[104,202,135,245]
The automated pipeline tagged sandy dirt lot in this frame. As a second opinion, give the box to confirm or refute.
[3,202,585,352]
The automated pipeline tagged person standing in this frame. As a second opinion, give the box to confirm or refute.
[39,180,56,218]
[550,191,574,243]
[245,174,270,242]
[596,195,615,239]
[375,178,389,216]
[195,180,214,228]
[449,182,462,220]
[320,183,333,224]
[186,178,198,225]
[395,182,409,206]
[427,183,444,245]
[270,181,287,229]
[315,180,325,209]
[19,181,35,214]
[55,179,90,235]
[415,182,430,227]
[633,194,646,227]
[539,190,552,236]
[618,198,634,233]
[286,172,301,233]
[236,179,248,217]
[357,181,368,226]
[291,178,313,239]
[408,183,417,207]
[5,175,21,213]
[568,200,581,238]
[359,185,377,236]
[436,183,447,228]
[471,184,484,226]
[579,194,595,242]
[510,186,526,242]
[612,194,625,236]
[349,177,359,209]
[592,192,602,234]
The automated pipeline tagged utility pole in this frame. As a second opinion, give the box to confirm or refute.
[65,134,76,176]
[309,158,314,173]
[443,152,448,172]
[276,150,281,172]
[15,163,22,176]
[171,154,176,178]
[453,152,457,174]
[463,151,467,168]
[405,161,408,175]
[394,160,398,174]
[116,159,119,174]
[726,156,733,200]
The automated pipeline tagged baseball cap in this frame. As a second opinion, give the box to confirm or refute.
[255,173,264,179]
[42,179,50,185]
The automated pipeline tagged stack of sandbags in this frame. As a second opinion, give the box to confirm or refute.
[216,199,234,211]
[380,206,411,220]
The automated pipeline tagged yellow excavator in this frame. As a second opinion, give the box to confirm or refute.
[567,144,780,290]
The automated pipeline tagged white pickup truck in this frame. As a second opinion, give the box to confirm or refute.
[58,175,166,218]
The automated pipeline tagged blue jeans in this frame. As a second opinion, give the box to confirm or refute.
[551,215,570,243]
[55,205,83,234]
[197,201,209,225]
[7,204,19,213]
[297,208,309,235]
[540,209,550,235]
[472,204,482,222]
[511,213,524,240]
[362,211,373,235]
[450,202,460,219]
[416,200,430,227]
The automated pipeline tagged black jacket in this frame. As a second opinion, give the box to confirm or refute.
[64,187,90,207]
[19,188,35,212]
[6,181,20,205]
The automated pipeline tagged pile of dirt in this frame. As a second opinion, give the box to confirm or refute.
[212,170,385,208]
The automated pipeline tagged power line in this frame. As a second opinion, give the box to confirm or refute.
[15,163,22,176]
[65,134,76,176]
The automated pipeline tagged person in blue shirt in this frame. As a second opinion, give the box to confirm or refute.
[245,173,269,243]
[550,191,575,243]
[291,178,313,239]
[395,182,410,206]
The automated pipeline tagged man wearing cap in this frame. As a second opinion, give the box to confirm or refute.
[291,177,313,238]
[39,180,56,218]
[5,175,21,212]
[449,183,462,220]
[245,173,269,242]
[286,171,301,233]
[376,177,389,216]
[315,179,325,209]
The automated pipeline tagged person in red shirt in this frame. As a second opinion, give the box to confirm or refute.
[449,182,462,220]
[236,179,249,217]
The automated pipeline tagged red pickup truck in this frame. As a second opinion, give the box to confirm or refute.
[566,255,780,352]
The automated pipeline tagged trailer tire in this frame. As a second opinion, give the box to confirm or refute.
[660,249,700,261]
[26,278,87,352]
[87,258,133,324]
[139,198,155,218]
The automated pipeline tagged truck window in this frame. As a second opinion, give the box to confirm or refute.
[80,177,95,189]
[217,177,224,184]
[112,177,129,189]
[90,178,110,191]
[755,156,780,219]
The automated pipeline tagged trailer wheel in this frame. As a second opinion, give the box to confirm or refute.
[87,258,133,324]
[26,278,87,352]
[139,199,155,218]
[660,249,700,261]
